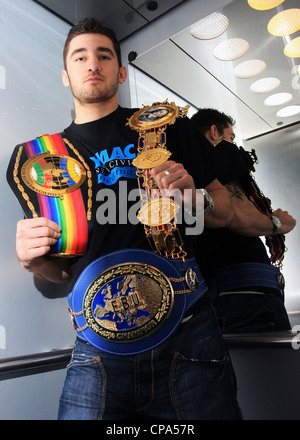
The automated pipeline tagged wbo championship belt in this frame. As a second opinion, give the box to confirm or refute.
[7,133,92,256]
[127,100,190,261]
[68,101,208,355]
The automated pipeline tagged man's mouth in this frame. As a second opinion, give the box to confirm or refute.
[86,76,103,83]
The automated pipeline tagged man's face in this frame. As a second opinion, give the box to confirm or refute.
[62,33,126,105]
[221,124,235,143]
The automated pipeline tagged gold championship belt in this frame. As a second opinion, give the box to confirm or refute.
[7,133,92,256]
[127,100,190,261]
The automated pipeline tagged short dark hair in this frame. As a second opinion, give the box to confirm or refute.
[190,108,235,136]
[63,17,122,69]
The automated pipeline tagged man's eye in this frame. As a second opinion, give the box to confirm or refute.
[75,57,85,62]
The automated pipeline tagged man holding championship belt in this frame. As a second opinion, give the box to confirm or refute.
[8,18,242,420]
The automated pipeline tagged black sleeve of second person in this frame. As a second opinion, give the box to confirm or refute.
[166,117,230,189]
[215,141,252,196]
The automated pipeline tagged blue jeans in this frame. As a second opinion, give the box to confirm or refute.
[58,301,242,420]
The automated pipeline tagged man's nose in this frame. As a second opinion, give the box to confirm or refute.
[88,56,101,72]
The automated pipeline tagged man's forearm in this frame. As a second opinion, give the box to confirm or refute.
[201,180,233,228]
[228,207,274,236]
[225,184,296,236]
[21,256,71,284]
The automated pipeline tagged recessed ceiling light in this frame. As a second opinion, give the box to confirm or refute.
[234,59,266,78]
[276,105,300,117]
[214,38,249,61]
[264,92,293,106]
[250,77,281,93]
[284,36,300,58]
[247,0,285,11]
[268,9,300,36]
[190,12,229,40]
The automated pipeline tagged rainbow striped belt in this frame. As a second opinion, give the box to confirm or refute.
[8,133,90,256]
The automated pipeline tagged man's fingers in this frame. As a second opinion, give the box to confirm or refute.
[17,217,61,239]
[16,217,61,265]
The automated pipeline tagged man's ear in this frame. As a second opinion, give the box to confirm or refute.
[209,125,220,142]
[118,65,127,85]
[62,69,70,88]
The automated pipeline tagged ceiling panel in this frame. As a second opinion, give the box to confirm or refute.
[132,0,300,139]
[33,0,185,40]
[132,39,272,139]
[125,0,184,22]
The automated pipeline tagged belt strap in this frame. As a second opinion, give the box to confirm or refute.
[209,262,285,299]
[25,135,89,255]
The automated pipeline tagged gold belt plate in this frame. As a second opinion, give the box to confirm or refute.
[21,152,86,197]
[83,263,174,343]
[137,198,179,226]
[127,100,189,131]
[132,148,171,169]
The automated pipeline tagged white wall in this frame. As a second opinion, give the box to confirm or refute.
[245,125,300,326]
[0,0,75,360]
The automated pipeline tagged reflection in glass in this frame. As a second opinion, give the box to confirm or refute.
[190,12,229,40]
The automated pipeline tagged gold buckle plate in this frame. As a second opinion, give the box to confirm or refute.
[21,152,86,197]
[83,263,174,343]
[127,101,190,132]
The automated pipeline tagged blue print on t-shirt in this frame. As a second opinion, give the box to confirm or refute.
[98,167,137,185]
[90,143,137,186]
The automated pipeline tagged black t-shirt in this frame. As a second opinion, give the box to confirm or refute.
[63,106,224,289]
[194,140,271,280]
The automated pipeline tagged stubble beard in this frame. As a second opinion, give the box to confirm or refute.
[70,76,119,105]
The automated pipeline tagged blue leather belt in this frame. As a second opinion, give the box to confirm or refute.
[68,248,207,355]
[209,262,285,299]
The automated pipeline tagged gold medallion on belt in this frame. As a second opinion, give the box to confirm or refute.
[138,198,180,227]
[132,149,171,169]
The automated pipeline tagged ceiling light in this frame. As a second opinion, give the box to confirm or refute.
[234,59,266,78]
[276,105,300,117]
[247,0,285,11]
[214,39,249,61]
[250,77,280,93]
[190,12,229,39]
[268,9,300,36]
[264,92,293,106]
[284,36,300,58]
